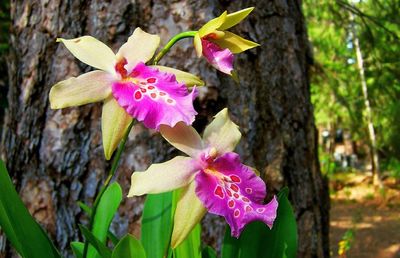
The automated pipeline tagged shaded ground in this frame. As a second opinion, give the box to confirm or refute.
[330,173,400,258]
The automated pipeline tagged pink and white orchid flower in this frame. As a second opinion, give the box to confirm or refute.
[128,109,278,247]
[194,7,260,75]
[50,28,203,160]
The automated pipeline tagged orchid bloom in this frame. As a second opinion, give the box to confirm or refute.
[50,28,203,160]
[128,109,278,247]
[194,7,260,75]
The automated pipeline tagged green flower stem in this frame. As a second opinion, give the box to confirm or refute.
[82,30,196,258]
[83,120,135,257]
[153,31,197,65]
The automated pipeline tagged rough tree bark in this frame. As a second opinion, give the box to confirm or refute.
[0,0,329,257]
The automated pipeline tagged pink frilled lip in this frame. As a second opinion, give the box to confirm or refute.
[201,39,234,75]
[111,62,198,130]
[194,152,278,237]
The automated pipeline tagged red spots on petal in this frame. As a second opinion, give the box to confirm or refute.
[230,175,241,183]
[245,206,253,212]
[228,199,235,208]
[134,91,142,100]
[245,188,253,194]
[214,186,224,199]
[148,85,155,90]
[150,93,157,99]
[242,197,250,203]
[140,82,147,85]
[230,184,239,192]
[233,193,240,199]
[115,58,128,78]
[147,77,156,83]
[256,208,265,213]
[159,91,166,96]
[226,189,232,197]
[234,209,240,218]
[140,88,147,93]
[167,99,174,104]
[130,70,140,78]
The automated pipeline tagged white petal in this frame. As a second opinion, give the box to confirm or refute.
[203,108,241,153]
[128,156,200,197]
[171,183,207,248]
[101,97,133,160]
[160,123,204,158]
[49,71,113,109]
[57,37,116,74]
[116,27,160,72]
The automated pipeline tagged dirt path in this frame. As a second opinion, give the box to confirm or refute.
[330,174,400,258]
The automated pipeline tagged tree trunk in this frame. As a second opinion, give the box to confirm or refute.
[0,0,329,257]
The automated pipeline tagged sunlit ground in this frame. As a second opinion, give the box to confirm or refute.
[329,172,400,258]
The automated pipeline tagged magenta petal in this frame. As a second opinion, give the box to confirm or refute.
[194,152,278,237]
[111,62,198,130]
[201,39,234,75]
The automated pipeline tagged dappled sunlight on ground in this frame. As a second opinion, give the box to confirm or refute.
[330,172,400,258]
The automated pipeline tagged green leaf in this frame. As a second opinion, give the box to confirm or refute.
[111,234,146,258]
[141,192,173,258]
[202,246,217,258]
[173,224,201,258]
[78,201,120,245]
[71,242,84,258]
[221,187,298,258]
[0,160,61,258]
[79,224,112,258]
[88,182,122,257]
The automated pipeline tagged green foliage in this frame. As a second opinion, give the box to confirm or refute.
[221,188,297,258]
[304,0,400,166]
[173,224,201,258]
[202,246,217,258]
[141,192,174,258]
[79,225,112,258]
[0,160,61,258]
[111,235,146,258]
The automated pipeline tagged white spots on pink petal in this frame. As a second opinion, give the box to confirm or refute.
[234,209,240,218]
[256,208,265,213]
[245,188,253,194]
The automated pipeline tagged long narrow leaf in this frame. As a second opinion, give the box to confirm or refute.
[111,234,146,258]
[88,182,122,257]
[173,224,201,258]
[221,187,298,258]
[79,224,112,258]
[71,242,84,258]
[141,192,173,258]
[0,160,61,258]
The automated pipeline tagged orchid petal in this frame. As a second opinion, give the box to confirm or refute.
[57,37,116,74]
[151,65,204,87]
[194,33,203,57]
[203,108,241,153]
[201,39,234,75]
[101,97,133,160]
[49,71,113,109]
[195,152,277,237]
[219,7,255,31]
[112,62,197,130]
[215,31,259,54]
[171,183,207,248]
[128,156,201,197]
[198,11,227,37]
[160,122,204,158]
[116,28,160,73]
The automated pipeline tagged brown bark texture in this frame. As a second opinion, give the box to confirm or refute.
[0,0,329,257]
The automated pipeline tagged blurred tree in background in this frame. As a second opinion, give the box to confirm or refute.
[304,0,400,180]
[0,1,328,257]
